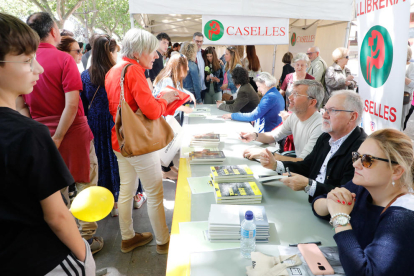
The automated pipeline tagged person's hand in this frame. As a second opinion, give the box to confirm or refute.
[260,148,277,170]
[326,187,356,216]
[180,106,193,114]
[279,111,290,122]
[213,77,220,83]
[222,113,232,120]
[280,172,309,191]
[206,75,211,81]
[221,84,228,90]
[279,90,285,97]
[216,100,224,108]
[52,136,63,149]
[186,93,196,107]
[346,75,354,81]
[161,88,180,104]
[219,60,224,66]
[243,148,264,159]
[239,132,256,143]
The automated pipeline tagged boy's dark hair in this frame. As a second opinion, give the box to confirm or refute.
[78,42,84,49]
[0,12,40,63]
[231,67,249,86]
[26,12,55,40]
[156,32,170,42]
[173,42,180,48]
[85,43,91,51]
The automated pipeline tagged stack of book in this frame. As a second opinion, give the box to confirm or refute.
[189,150,226,165]
[212,181,262,204]
[190,133,220,147]
[206,204,270,243]
[210,164,255,183]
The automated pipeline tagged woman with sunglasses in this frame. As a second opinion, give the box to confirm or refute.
[221,46,242,99]
[312,128,414,275]
[57,36,83,65]
[325,47,355,100]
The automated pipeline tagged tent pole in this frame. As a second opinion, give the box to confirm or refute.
[130,14,134,29]
[272,45,277,76]
[344,21,351,48]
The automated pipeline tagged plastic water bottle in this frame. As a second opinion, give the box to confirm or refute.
[240,210,256,259]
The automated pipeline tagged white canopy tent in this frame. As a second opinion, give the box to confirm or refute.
[129,0,355,79]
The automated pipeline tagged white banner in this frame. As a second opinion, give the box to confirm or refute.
[357,0,410,133]
[202,15,289,45]
[288,24,318,55]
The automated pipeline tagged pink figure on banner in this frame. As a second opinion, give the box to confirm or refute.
[209,21,220,40]
[367,30,385,84]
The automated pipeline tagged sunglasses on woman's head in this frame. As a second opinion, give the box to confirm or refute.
[352,152,398,168]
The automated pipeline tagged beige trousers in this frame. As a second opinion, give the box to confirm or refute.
[114,150,169,245]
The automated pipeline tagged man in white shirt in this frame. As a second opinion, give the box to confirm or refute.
[306,46,327,84]
[193,32,207,92]
[241,79,324,161]
[260,90,367,202]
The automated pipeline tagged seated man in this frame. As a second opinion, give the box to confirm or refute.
[241,79,324,162]
[260,90,367,202]
[217,67,260,113]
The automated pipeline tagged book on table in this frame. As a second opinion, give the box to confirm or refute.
[212,181,262,204]
[190,133,221,146]
[189,150,226,164]
[210,164,255,182]
[207,204,269,243]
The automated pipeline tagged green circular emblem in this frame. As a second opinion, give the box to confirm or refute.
[291,32,297,46]
[360,25,393,88]
[204,20,224,41]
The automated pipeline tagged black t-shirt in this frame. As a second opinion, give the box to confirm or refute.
[0,107,74,275]
[148,50,164,82]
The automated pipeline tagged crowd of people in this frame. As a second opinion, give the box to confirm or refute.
[1,10,414,276]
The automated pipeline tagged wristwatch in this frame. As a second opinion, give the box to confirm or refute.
[304,179,313,194]
[332,216,350,228]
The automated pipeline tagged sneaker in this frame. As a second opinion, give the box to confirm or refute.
[162,169,178,180]
[156,241,169,255]
[111,206,119,217]
[133,193,147,209]
[121,232,153,253]
[89,237,104,255]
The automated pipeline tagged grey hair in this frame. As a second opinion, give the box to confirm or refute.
[407,46,412,62]
[314,46,320,53]
[121,28,159,59]
[293,52,309,63]
[330,90,363,125]
[193,32,204,39]
[293,79,325,108]
[254,72,277,87]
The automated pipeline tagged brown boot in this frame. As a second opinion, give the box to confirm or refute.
[121,232,153,253]
[156,241,169,255]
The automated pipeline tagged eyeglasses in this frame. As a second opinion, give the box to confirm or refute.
[0,54,36,72]
[324,107,354,116]
[70,49,82,54]
[352,152,398,168]
[345,56,349,59]
[289,92,314,99]
[306,52,316,55]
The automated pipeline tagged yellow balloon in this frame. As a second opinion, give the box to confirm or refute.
[70,186,114,222]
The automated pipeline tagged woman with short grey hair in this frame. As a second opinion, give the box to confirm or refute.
[280,53,314,109]
[106,28,178,255]
[325,47,356,102]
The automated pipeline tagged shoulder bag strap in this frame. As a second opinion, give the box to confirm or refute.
[380,193,407,215]
[119,63,133,107]
[88,85,101,110]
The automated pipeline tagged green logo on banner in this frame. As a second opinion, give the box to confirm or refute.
[360,25,393,88]
[291,32,297,46]
[204,20,224,41]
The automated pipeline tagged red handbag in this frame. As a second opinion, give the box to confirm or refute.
[156,85,190,116]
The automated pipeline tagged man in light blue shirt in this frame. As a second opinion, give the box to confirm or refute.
[193,32,207,91]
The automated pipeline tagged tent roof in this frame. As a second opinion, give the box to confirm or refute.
[129,0,355,21]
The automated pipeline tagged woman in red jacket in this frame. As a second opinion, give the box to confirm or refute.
[105,28,178,255]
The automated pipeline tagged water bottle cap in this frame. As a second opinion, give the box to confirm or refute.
[245,210,254,220]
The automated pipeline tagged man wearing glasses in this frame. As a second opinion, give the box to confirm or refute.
[17,12,103,254]
[260,90,367,202]
[306,47,327,92]
[241,80,324,162]
[193,32,207,93]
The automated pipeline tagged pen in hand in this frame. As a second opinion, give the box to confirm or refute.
[286,167,292,177]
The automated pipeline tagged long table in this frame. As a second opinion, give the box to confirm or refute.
[166,105,335,276]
